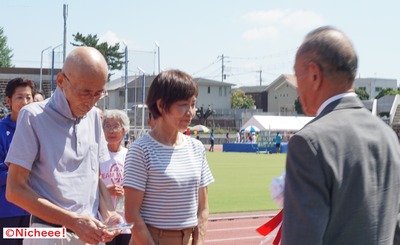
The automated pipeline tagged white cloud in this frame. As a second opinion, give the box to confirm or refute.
[99,31,122,45]
[282,10,324,30]
[242,27,279,40]
[242,9,325,40]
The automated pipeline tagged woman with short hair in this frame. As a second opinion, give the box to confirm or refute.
[124,70,214,245]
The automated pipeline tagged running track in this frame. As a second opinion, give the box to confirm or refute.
[206,211,279,245]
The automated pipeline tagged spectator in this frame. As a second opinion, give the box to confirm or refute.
[33,90,45,102]
[124,70,214,245]
[100,110,131,245]
[209,129,215,152]
[235,130,240,143]
[275,132,282,153]
[0,78,35,245]
[5,47,122,245]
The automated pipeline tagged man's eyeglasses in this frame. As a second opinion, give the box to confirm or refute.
[62,72,106,100]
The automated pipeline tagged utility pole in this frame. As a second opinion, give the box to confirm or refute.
[63,4,68,63]
[217,54,228,82]
[155,41,160,74]
[258,69,262,86]
[221,54,224,82]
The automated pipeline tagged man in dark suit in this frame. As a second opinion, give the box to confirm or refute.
[282,26,400,244]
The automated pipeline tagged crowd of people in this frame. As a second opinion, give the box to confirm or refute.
[1,25,400,245]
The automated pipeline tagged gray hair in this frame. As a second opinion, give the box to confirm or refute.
[297,26,358,83]
[103,109,130,133]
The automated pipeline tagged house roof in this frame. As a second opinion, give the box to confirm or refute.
[265,74,297,92]
[193,77,234,87]
[107,75,234,91]
[234,85,268,93]
[283,74,297,88]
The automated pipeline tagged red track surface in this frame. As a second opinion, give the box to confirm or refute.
[206,211,279,245]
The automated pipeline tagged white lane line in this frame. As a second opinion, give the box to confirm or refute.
[206,235,262,242]
[207,226,258,232]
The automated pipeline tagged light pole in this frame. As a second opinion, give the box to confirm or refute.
[137,67,146,134]
[155,41,160,74]
[123,41,128,112]
[51,44,63,93]
[40,46,52,91]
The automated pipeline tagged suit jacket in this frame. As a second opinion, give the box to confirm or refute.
[282,96,400,245]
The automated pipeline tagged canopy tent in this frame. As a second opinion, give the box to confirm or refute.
[241,115,314,132]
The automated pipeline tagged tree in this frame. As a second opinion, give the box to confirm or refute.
[231,89,255,109]
[294,97,304,115]
[355,89,369,100]
[71,32,124,79]
[375,88,400,99]
[0,27,13,67]
[196,106,214,125]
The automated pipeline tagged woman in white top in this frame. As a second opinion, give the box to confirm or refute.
[100,109,131,245]
[124,70,214,245]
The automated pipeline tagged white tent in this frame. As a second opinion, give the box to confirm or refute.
[241,115,314,132]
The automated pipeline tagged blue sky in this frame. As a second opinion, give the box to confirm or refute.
[1,0,399,87]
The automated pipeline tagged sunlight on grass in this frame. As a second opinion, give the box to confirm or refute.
[206,152,286,214]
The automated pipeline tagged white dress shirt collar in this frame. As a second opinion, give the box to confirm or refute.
[316,92,357,116]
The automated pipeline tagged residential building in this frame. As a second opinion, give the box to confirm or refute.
[354,77,397,99]
[101,75,234,111]
[234,86,268,112]
[266,74,298,115]
[194,78,233,111]
[100,75,234,134]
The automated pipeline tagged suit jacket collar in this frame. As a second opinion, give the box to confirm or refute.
[317,96,364,119]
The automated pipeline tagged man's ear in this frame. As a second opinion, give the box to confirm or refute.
[308,62,323,91]
[56,72,65,88]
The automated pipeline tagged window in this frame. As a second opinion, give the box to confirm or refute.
[359,87,366,91]
[219,87,222,96]
[375,87,382,92]
[224,87,227,96]
[208,86,210,94]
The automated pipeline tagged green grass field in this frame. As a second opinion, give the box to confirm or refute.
[206,152,286,214]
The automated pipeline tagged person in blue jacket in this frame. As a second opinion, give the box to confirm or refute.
[0,78,35,245]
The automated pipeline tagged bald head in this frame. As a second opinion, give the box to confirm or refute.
[296,26,358,83]
[57,47,109,118]
[63,47,108,84]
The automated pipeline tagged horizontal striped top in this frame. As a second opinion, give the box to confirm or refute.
[124,133,214,229]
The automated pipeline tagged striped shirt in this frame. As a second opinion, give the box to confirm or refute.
[124,133,214,229]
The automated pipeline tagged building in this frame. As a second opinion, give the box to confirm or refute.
[101,75,234,111]
[100,75,234,134]
[194,77,233,111]
[354,77,397,99]
[234,86,268,112]
[0,67,60,99]
[266,74,298,115]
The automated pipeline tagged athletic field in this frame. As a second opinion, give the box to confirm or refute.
[206,151,286,214]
